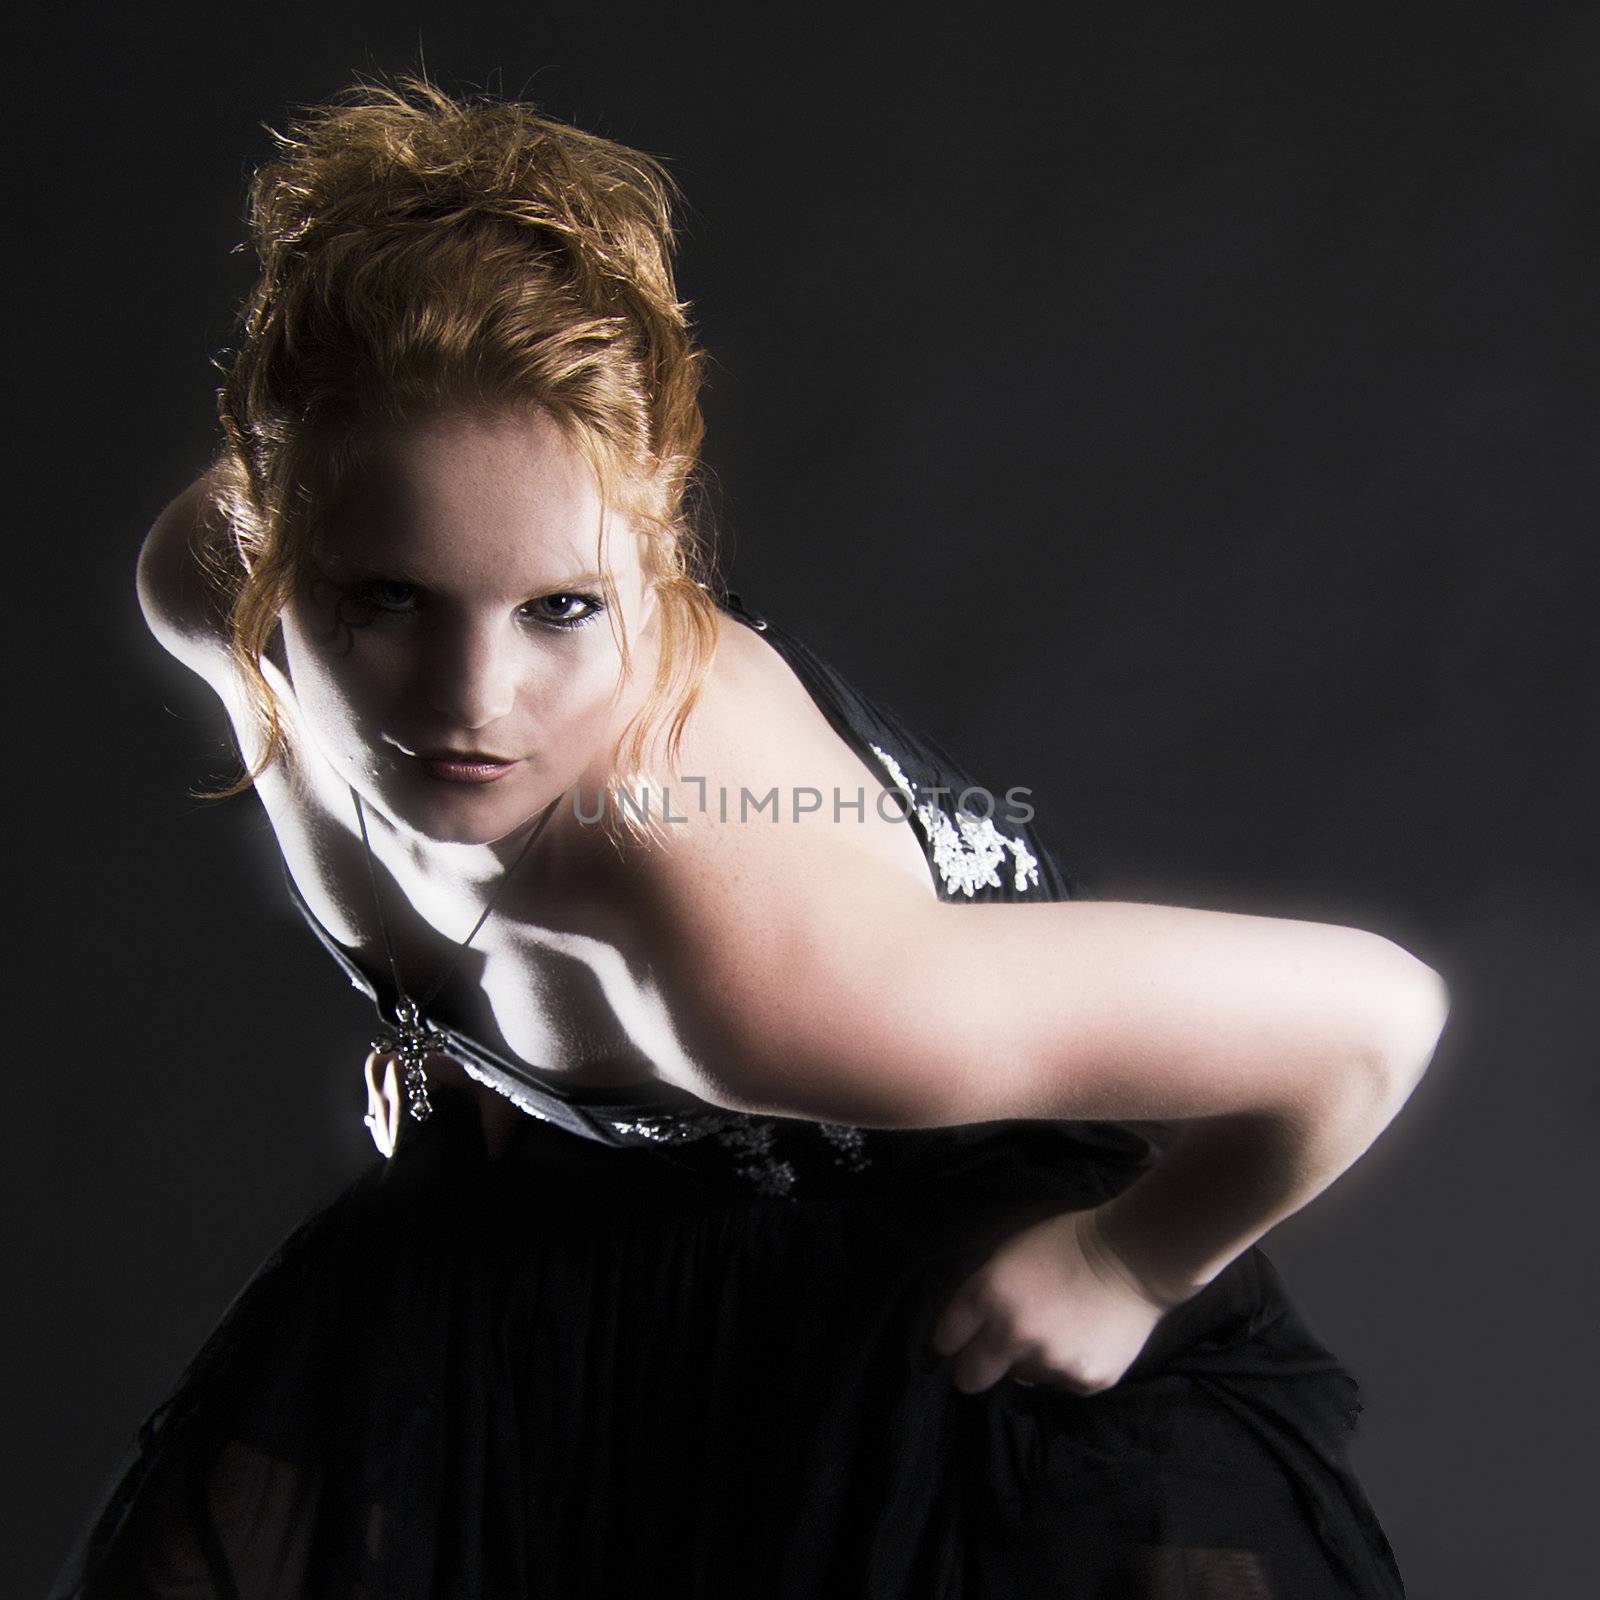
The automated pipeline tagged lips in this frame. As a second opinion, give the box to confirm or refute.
[405,747,524,785]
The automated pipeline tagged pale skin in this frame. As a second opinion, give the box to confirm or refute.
[137,405,1450,1399]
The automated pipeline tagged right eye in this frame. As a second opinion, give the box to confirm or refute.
[350,580,419,614]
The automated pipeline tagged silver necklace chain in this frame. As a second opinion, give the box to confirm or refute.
[349,783,564,1121]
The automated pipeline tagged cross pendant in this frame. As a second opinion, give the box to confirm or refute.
[371,995,439,1122]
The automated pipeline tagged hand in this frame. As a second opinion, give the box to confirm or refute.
[929,1204,1189,1395]
[362,1049,404,1158]
[361,1047,461,1158]
[362,1048,518,1160]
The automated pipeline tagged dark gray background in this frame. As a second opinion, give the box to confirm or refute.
[9,2,1595,1595]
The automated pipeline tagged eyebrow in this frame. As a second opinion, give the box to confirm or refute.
[320,555,608,593]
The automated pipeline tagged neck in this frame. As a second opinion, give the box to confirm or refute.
[354,785,571,912]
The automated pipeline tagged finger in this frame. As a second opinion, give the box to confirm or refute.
[377,1060,402,1158]
[1009,1352,1051,1387]
[367,1105,395,1159]
[930,1283,987,1358]
[362,1069,383,1149]
[950,1323,1017,1395]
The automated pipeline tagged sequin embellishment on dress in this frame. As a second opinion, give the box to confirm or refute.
[456,1057,559,1123]
[868,744,1040,897]
[817,1122,872,1172]
[599,1111,873,1197]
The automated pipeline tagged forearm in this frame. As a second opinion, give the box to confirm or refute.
[1087,1058,1424,1308]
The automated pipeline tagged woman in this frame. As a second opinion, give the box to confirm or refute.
[51,75,1447,1598]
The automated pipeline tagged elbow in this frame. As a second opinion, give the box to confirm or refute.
[135,502,191,643]
[135,482,235,671]
[134,523,162,624]
[1370,950,1451,1108]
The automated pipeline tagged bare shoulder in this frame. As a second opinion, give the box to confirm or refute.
[626,607,936,906]
[604,607,946,1108]
[607,613,1448,1128]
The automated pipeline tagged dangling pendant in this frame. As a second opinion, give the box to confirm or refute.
[371,995,439,1122]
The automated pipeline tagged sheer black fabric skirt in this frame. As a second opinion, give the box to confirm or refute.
[49,1083,1406,1598]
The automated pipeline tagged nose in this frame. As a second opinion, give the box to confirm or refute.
[423,617,520,730]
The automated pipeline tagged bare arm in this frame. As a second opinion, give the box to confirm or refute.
[134,467,234,675]
[648,852,1444,1131]
[1085,1050,1437,1308]
[633,712,1449,1301]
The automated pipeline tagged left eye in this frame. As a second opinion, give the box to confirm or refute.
[523,593,603,629]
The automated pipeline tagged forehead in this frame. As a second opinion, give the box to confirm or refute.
[315,407,619,583]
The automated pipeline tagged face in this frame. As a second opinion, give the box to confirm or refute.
[278,406,659,852]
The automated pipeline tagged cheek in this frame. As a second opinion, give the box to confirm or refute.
[519,636,636,759]
[539,642,625,727]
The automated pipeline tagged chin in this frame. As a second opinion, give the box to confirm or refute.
[383,778,535,846]
[413,816,507,847]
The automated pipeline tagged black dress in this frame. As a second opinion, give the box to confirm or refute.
[49,588,1408,1598]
